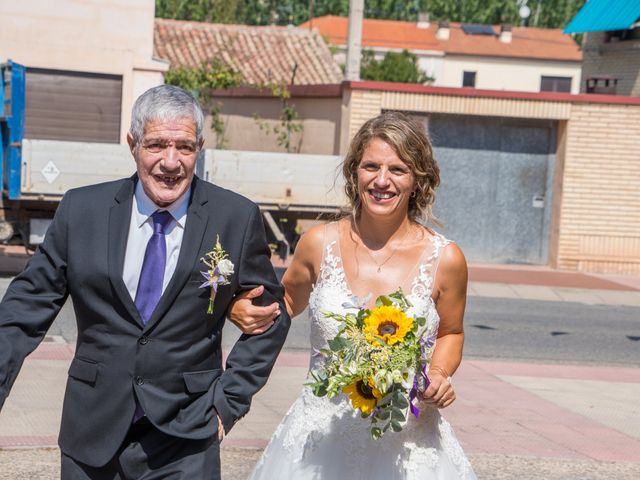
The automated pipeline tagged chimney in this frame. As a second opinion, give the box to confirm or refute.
[417,12,430,29]
[436,20,450,40]
[499,24,512,43]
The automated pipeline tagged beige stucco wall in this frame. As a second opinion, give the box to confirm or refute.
[204,96,343,155]
[439,55,581,93]
[0,0,167,143]
[580,32,640,96]
[343,84,640,273]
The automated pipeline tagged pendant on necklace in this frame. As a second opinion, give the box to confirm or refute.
[376,266,382,273]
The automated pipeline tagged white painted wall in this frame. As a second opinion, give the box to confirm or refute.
[332,45,580,93]
[437,55,581,93]
[0,0,167,143]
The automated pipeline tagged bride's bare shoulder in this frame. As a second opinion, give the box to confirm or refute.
[292,222,335,273]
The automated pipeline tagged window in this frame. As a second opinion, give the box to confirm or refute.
[462,71,476,88]
[540,76,572,93]
[606,27,640,42]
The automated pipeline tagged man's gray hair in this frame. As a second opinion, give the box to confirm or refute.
[129,84,205,145]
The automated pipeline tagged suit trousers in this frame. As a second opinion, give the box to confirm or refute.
[60,418,220,480]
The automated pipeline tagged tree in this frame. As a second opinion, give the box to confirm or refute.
[155,0,586,31]
[164,59,243,148]
[360,49,432,84]
[155,0,240,23]
[415,0,585,28]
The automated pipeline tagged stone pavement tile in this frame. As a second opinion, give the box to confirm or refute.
[0,447,265,480]
[225,363,307,448]
[499,376,640,441]
[507,284,562,302]
[447,361,640,462]
[591,289,640,307]
[2,447,639,480]
[0,360,67,443]
[472,360,640,383]
[552,287,606,305]
[469,282,519,299]
[468,453,640,480]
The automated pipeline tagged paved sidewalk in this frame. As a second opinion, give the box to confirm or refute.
[1,345,639,478]
[1,261,640,477]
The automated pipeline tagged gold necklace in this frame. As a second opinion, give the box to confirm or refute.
[354,222,411,273]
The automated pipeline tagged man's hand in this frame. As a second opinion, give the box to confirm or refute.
[217,415,225,442]
[227,286,280,335]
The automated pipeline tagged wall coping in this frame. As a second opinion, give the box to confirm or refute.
[345,80,640,106]
[210,84,342,98]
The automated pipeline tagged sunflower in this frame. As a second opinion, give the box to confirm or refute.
[343,378,382,415]
[363,305,413,345]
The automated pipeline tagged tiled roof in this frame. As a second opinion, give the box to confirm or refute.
[301,15,582,62]
[301,15,440,51]
[154,18,343,86]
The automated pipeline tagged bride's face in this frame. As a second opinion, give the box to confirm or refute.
[357,138,416,220]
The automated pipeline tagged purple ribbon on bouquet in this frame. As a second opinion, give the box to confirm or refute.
[409,335,436,418]
[409,365,430,418]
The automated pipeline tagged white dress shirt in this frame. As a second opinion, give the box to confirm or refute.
[122,182,190,302]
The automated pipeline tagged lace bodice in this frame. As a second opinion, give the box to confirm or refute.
[307,231,451,370]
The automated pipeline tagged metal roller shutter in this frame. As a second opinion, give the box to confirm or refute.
[24,68,122,143]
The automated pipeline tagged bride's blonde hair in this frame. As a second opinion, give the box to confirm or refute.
[342,111,440,224]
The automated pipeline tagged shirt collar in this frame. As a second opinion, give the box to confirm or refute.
[133,181,190,229]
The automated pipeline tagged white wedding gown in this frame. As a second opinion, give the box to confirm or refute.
[250,228,476,479]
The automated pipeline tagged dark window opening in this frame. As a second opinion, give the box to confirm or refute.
[606,27,640,42]
[540,76,571,93]
[461,24,496,36]
[462,71,476,88]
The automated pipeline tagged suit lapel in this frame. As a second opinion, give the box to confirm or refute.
[144,176,210,331]
[107,176,143,326]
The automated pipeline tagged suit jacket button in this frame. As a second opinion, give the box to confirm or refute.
[139,336,148,345]
[135,376,144,385]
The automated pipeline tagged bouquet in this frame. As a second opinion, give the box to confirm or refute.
[307,289,436,439]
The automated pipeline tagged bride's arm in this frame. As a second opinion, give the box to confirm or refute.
[227,226,323,332]
[421,243,468,409]
[281,226,323,318]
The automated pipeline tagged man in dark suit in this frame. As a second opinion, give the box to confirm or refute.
[0,85,290,478]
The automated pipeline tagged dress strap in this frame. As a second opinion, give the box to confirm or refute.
[411,232,453,298]
[318,222,340,277]
[429,234,453,290]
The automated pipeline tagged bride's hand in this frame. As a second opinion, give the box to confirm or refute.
[227,286,280,334]
[419,369,456,409]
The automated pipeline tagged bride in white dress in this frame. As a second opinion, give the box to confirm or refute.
[230,112,476,479]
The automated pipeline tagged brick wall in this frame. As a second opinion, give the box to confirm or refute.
[344,82,640,273]
[557,102,640,273]
[581,32,640,97]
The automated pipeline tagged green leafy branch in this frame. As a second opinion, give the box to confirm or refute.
[164,58,243,149]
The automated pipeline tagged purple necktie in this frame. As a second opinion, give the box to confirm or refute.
[132,210,172,423]
[134,210,173,325]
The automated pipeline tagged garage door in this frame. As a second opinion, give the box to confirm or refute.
[426,114,556,265]
[25,68,122,143]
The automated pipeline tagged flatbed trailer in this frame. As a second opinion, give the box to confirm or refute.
[2,60,346,257]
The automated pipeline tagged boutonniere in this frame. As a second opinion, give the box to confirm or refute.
[199,235,234,314]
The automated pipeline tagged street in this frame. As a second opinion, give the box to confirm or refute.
[30,281,640,368]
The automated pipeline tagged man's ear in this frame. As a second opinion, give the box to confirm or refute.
[126,133,136,156]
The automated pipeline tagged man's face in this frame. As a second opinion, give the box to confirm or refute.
[128,117,201,207]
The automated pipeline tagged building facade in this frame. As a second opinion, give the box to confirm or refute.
[0,0,167,144]
[301,16,582,94]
